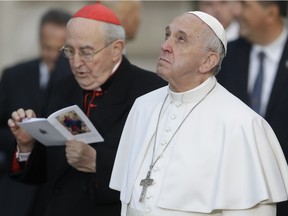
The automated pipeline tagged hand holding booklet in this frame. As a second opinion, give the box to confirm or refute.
[18,105,104,146]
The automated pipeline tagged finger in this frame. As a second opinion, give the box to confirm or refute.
[65,148,79,166]
[66,140,75,152]
[7,118,16,128]
[25,109,36,118]
[11,110,22,122]
[66,140,74,146]
[66,140,80,145]
[66,152,74,166]
[17,108,27,119]
[66,140,84,150]
[11,109,36,123]
[65,141,78,155]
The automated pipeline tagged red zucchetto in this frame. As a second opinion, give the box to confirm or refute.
[72,3,121,26]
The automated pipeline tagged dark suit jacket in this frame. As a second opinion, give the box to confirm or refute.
[0,57,71,162]
[12,56,167,216]
[0,59,45,160]
[217,37,288,216]
[0,56,71,216]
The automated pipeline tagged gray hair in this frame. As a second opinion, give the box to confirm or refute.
[201,28,225,75]
[102,22,126,45]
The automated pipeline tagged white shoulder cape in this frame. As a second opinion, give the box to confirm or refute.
[110,78,288,214]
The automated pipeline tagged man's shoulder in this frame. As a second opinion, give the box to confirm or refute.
[218,38,251,79]
[226,37,251,54]
[3,59,39,71]
[119,58,167,97]
[121,56,165,82]
[128,63,167,86]
[51,74,80,92]
[135,86,167,104]
[214,84,263,121]
[132,67,165,82]
[2,59,40,77]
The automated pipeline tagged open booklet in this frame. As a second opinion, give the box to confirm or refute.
[18,105,104,146]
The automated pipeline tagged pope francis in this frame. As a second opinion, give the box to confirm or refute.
[110,11,288,216]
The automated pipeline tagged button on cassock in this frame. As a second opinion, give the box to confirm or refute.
[165,127,171,132]
[170,114,176,120]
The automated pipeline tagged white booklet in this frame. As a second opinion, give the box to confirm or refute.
[18,105,104,146]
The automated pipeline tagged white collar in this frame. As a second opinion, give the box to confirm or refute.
[168,76,216,104]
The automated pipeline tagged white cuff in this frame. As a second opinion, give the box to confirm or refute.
[16,146,31,162]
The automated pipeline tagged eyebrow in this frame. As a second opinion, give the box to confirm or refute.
[165,25,188,36]
[64,44,94,50]
[79,45,94,50]
[177,30,187,36]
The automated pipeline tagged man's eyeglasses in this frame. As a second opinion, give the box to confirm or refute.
[60,40,115,62]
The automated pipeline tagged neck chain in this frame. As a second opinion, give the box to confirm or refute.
[139,82,216,202]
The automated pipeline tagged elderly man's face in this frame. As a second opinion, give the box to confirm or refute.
[156,14,210,91]
[65,18,116,90]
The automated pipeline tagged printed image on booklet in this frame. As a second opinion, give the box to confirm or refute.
[18,105,104,146]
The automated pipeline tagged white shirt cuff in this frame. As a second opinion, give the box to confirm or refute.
[16,146,31,162]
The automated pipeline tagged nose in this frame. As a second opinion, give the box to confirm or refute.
[70,52,84,68]
[161,38,173,53]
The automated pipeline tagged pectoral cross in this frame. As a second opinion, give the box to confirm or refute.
[139,170,154,202]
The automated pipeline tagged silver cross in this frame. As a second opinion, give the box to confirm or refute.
[139,170,153,202]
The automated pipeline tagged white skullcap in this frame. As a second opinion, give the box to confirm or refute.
[187,11,227,55]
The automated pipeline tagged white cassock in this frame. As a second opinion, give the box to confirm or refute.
[110,76,288,216]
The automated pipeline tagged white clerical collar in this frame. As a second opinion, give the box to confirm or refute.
[168,76,216,104]
[112,58,122,75]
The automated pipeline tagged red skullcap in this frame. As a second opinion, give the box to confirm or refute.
[73,3,121,26]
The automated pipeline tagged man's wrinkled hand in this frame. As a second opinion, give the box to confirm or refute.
[7,108,36,152]
[65,140,96,173]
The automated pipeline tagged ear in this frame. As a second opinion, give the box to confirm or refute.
[199,52,219,74]
[266,4,279,23]
[112,40,125,62]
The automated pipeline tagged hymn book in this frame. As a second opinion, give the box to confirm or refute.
[18,105,104,146]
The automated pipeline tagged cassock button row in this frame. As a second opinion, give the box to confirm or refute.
[146,195,152,199]
[175,103,181,107]
[161,140,167,145]
[170,115,176,120]
[165,127,172,132]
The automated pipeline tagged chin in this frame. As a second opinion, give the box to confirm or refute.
[76,80,94,91]
[78,84,91,91]
[156,64,167,74]
[156,70,167,81]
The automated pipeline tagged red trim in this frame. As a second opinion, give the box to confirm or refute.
[84,90,104,117]
[11,150,21,173]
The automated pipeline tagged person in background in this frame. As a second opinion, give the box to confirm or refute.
[194,0,240,42]
[0,8,71,216]
[7,3,166,216]
[101,0,142,42]
[216,2,288,214]
[110,10,288,216]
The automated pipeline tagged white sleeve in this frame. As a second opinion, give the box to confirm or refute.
[16,146,31,162]
[222,204,276,216]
